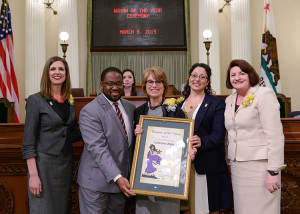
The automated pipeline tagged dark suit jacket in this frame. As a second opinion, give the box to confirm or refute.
[22,93,79,159]
[77,94,136,193]
[134,102,186,124]
[133,102,186,154]
[181,93,228,174]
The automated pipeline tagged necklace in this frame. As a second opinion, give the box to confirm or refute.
[188,95,205,109]
[51,94,65,104]
[149,98,164,110]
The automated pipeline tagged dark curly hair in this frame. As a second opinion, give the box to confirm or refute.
[182,63,213,98]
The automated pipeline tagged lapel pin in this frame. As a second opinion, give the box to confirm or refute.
[49,101,53,106]
[205,104,208,107]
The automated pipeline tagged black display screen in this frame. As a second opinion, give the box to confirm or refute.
[92,0,186,51]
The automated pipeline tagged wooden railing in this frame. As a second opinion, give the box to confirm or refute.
[0,96,299,214]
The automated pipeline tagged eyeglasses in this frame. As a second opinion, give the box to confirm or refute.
[146,80,163,86]
[190,74,208,80]
[102,81,124,88]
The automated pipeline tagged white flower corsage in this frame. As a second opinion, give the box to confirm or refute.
[165,97,184,112]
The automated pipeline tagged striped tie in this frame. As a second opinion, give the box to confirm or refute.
[113,102,128,138]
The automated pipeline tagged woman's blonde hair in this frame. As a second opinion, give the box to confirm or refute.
[142,66,168,97]
[40,56,71,99]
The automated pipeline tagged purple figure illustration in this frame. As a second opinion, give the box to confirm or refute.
[143,144,162,179]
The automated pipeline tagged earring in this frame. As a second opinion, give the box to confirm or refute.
[206,86,208,90]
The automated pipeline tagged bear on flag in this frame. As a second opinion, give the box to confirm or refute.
[260,0,281,94]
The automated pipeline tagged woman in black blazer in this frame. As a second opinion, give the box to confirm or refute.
[134,66,191,214]
[180,63,233,214]
[22,56,81,214]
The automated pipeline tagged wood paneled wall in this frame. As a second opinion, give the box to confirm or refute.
[0,97,299,214]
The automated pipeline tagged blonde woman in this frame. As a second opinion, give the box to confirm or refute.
[134,66,187,214]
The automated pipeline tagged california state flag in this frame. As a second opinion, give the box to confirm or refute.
[260,0,281,93]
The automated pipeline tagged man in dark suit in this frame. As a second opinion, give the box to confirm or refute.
[77,67,136,214]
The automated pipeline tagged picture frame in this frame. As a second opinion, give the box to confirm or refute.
[130,115,194,200]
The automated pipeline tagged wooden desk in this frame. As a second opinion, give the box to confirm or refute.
[280,118,300,213]
[0,123,83,214]
[1,97,300,214]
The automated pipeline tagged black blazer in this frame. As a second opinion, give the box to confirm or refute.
[134,101,186,124]
[181,93,228,174]
[22,93,80,159]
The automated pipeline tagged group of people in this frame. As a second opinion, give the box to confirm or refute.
[22,56,285,214]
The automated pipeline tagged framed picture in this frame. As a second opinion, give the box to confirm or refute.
[130,115,194,200]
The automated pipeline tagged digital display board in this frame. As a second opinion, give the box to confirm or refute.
[92,0,186,51]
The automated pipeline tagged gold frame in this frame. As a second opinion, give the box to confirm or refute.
[130,115,194,200]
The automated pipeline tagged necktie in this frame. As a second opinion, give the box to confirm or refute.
[113,102,128,138]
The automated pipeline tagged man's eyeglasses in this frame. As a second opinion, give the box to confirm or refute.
[146,80,163,86]
[102,81,124,88]
[190,74,208,80]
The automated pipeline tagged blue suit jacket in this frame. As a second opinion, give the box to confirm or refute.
[186,93,228,174]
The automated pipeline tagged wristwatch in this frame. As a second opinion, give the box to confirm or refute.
[267,170,279,176]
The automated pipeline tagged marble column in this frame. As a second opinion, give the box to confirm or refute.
[25,0,46,97]
[58,0,79,88]
[198,0,221,94]
[231,0,252,63]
